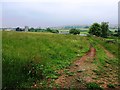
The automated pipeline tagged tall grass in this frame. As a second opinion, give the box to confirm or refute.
[2,31,90,88]
[89,36,118,57]
[88,36,118,84]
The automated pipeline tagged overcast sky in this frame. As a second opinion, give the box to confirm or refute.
[1,0,119,28]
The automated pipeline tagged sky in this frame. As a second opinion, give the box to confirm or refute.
[1,0,119,28]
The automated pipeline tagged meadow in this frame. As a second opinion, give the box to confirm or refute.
[2,31,90,88]
[2,31,119,89]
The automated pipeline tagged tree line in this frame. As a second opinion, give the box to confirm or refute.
[89,22,119,38]
[15,22,118,37]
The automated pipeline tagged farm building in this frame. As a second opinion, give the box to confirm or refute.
[25,26,29,32]
[58,30,70,34]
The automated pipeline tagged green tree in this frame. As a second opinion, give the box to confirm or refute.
[46,28,52,32]
[16,27,23,31]
[70,28,80,35]
[101,22,109,38]
[16,27,20,31]
[28,27,34,32]
[89,23,102,37]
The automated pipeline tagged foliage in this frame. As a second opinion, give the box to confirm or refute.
[89,22,110,38]
[89,23,102,37]
[101,22,109,38]
[51,30,59,33]
[86,82,103,90]
[28,28,46,32]
[107,84,115,88]
[46,28,58,33]
[16,27,24,31]
[114,30,118,33]
[28,27,35,31]
[46,28,52,32]
[65,71,75,76]
[69,28,80,35]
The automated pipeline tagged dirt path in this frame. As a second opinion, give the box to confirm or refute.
[54,47,96,88]
[94,45,118,88]
[54,46,119,89]
[32,45,118,89]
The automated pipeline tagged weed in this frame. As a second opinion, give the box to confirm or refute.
[86,82,103,90]
[77,70,83,73]
[92,69,101,75]
[76,78,83,83]
[66,72,75,76]
[107,84,115,88]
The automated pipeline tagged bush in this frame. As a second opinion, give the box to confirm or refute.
[89,23,102,37]
[46,28,52,32]
[16,27,24,31]
[69,28,80,35]
[89,22,109,38]
[51,30,59,33]
[46,28,58,33]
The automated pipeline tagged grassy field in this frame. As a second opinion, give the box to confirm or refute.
[2,31,119,89]
[89,36,119,89]
[59,28,89,34]
[2,31,90,88]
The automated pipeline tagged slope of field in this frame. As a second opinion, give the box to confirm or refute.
[52,36,119,89]
[2,31,119,89]
[2,31,90,88]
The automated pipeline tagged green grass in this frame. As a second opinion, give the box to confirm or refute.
[2,31,90,88]
[86,82,103,90]
[88,36,118,88]
[88,36,118,57]
[107,84,116,88]
[2,31,118,88]
[80,28,89,34]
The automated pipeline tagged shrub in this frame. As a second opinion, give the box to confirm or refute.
[89,22,109,38]
[46,28,58,33]
[89,23,102,37]
[70,28,80,35]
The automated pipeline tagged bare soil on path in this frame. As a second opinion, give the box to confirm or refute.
[54,47,96,88]
[54,46,119,89]
[32,45,119,89]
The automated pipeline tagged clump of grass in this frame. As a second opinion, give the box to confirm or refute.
[76,78,83,83]
[86,82,103,90]
[66,71,75,76]
[77,70,83,73]
[92,69,101,75]
[107,84,116,88]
